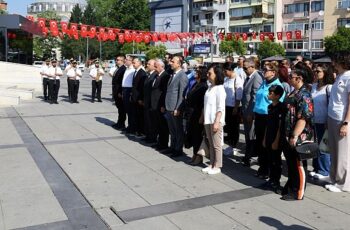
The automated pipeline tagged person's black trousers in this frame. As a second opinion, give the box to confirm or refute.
[282,138,307,200]
[153,110,169,148]
[69,79,80,102]
[254,113,269,175]
[113,85,126,127]
[48,79,60,103]
[190,120,204,156]
[266,146,282,184]
[91,80,102,101]
[67,77,71,100]
[145,108,157,141]
[43,78,49,100]
[225,106,241,147]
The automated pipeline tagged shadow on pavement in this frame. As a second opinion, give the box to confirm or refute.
[259,216,314,230]
[95,117,115,126]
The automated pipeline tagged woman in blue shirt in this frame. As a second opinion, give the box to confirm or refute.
[254,62,284,179]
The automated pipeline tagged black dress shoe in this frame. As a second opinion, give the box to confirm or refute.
[170,151,183,158]
[98,100,102,102]
[160,148,173,154]
[91,100,95,103]
[156,145,168,151]
[280,194,300,201]
[54,101,59,104]
[242,158,251,167]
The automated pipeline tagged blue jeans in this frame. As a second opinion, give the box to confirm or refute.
[314,123,331,176]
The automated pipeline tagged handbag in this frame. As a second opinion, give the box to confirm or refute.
[295,141,319,160]
[319,129,329,153]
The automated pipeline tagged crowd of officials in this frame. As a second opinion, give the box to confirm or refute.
[39,52,350,201]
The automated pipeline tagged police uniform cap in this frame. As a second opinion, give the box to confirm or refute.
[72,60,77,64]
[51,59,57,63]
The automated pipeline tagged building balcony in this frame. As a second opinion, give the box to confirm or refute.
[200,19,214,26]
[230,12,272,21]
[230,0,274,8]
[283,11,309,20]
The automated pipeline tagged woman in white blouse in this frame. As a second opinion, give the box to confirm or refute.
[223,62,243,155]
[310,64,334,180]
[202,65,226,175]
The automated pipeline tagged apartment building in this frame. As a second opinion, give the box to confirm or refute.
[228,0,277,53]
[282,0,325,58]
[324,0,350,37]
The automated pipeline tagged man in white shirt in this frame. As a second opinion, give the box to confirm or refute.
[47,59,63,104]
[122,56,135,132]
[89,60,105,102]
[66,60,82,103]
[65,58,74,100]
[40,59,51,101]
[234,56,247,82]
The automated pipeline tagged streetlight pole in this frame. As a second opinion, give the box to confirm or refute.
[86,37,89,62]
[99,40,102,61]
[308,0,313,60]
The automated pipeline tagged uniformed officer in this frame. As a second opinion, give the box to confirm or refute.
[66,60,82,103]
[89,60,105,103]
[47,59,63,104]
[40,59,51,100]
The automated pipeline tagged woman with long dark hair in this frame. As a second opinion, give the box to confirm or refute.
[281,64,314,201]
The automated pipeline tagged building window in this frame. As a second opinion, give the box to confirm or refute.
[312,39,324,49]
[231,0,249,3]
[337,18,350,27]
[283,41,309,50]
[205,13,212,19]
[263,25,272,32]
[218,12,225,20]
[337,0,350,8]
[312,20,324,30]
[284,22,308,31]
[230,26,250,33]
[62,4,65,12]
[219,0,226,4]
[284,3,309,14]
[53,4,57,11]
[311,1,324,12]
[230,7,253,17]
[193,15,199,23]
[45,4,48,11]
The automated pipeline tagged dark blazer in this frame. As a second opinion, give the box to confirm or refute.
[131,68,147,103]
[185,81,208,121]
[151,71,170,111]
[143,71,157,109]
[241,70,263,117]
[112,65,126,94]
[165,69,188,112]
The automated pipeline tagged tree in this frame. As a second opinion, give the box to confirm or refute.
[257,40,285,60]
[33,11,61,60]
[324,27,350,57]
[219,40,234,56]
[233,39,247,56]
[146,45,167,60]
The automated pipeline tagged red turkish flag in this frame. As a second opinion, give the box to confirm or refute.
[277,32,283,40]
[235,33,241,40]
[99,27,105,34]
[159,33,167,42]
[242,33,248,41]
[89,27,96,38]
[218,33,224,41]
[295,30,302,39]
[286,31,292,40]
[252,32,257,39]
[70,23,78,36]
[80,25,88,38]
[49,20,58,31]
[125,32,132,43]
[26,16,34,22]
[73,33,79,40]
[103,33,108,41]
[60,22,68,33]
[259,33,265,41]
[135,33,143,43]
[51,30,59,37]
[226,33,232,40]
[37,18,46,28]
[268,33,274,41]
[118,33,125,44]
[107,28,115,40]
[151,33,159,42]
[144,33,151,44]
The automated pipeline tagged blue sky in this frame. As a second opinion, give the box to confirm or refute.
[7,0,33,16]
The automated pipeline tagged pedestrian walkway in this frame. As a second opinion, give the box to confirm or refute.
[0,75,350,230]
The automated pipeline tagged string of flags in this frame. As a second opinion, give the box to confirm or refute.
[26,16,304,43]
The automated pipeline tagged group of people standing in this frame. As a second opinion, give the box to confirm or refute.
[39,51,350,202]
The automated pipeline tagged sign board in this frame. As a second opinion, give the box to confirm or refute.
[193,43,211,54]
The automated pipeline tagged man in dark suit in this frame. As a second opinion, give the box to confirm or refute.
[165,56,188,157]
[143,59,158,143]
[241,58,263,166]
[130,57,147,136]
[151,59,170,151]
[111,55,126,129]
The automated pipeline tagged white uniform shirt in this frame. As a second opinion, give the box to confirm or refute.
[122,66,135,88]
[109,67,117,76]
[234,66,247,82]
[40,65,50,79]
[89,67,105,81]
[204,85,226,125]
[328,70,350,121]
[47,66,63,80]
[311,83,331,124]
[67,68,82,80]
[223,76,243,107]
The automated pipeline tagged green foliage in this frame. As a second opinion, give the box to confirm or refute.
[146,45,167,60]
[256,40,285,60]
[325,27,350,57]
[120,42,149,55]
[33,11,61,60]
[70,4,83,23]
[219,39,247,56]
[219,40,234,55]
[0,8,7,15]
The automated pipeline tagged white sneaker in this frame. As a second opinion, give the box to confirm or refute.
[201,166,212,173]
[326,184,342,193]
[309,171,316,177]
[314,174,331,182]
[233,148,238,156]
[208,167,221,175]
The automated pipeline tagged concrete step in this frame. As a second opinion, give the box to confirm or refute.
[0,94,20,106]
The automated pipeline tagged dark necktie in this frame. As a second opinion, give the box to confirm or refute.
[132,70,137,80]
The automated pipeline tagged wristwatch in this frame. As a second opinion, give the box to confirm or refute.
[343,121,348,126]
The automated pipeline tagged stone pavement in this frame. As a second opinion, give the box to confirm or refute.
[0,73,350,230]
